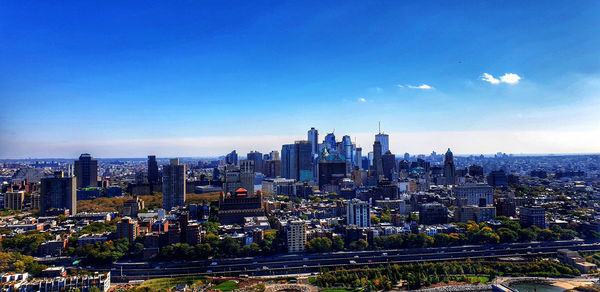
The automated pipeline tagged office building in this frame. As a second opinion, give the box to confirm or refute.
[443,148,456,186]
[74,153,98,188]
[317,149,347,189]
[270,150,280,161]
[324,133,336,151]
[375,133,389,154]
[347,199,371,228]
[341,135,354,173]
[287,220,307,253]
[247,151,264,174]
[147,155,159,184]
[263,159,282,178]
[40,171,76,216]
[308,127,319,157]
[281,141,313,182]
[520,206,546,228]
[381,151,396,181]
[3,192,24,210]
[162,158,186,210]
[372,140,383,180]
[225,150,238,165]
[240,159,255,195]
[354,147,362,170]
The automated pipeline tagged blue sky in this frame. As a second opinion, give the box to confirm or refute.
[1,1,599,158]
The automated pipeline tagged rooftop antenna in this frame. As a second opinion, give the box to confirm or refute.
[378,121,381,134]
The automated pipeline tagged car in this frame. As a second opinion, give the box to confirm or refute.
[349,260,356,264]
[252,261,258,264]
[206,270,212,273]
[354,255,359,258]
[211,262,218,266]
[368,260,372,263]
[303,257,309,261]
[382,253,388,256]
[262,266,268,270]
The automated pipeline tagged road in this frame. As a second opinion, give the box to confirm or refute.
[100,239,600,282]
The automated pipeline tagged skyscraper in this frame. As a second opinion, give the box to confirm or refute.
[281,141,313,182]
[307,127,319,157]
[375,131,389,154]
[40,171,76,215]
[147,155,159,184]
[354,147,362,170]
[74,153,98,188]
[443,148,456,186]
[341,135,354,173]
[225,150,238,165]
[247,151,264,174]
[324,132,336,151]
[372,140,383,180]
[162,158,186,210]
[240,159,255,194]
[381,151,396,180]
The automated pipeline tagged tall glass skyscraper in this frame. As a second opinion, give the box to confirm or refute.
[375,133,389,154]
[324,133,336,151]
[307,127,319,157]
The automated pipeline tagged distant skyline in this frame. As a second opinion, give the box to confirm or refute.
[1,1,599,158]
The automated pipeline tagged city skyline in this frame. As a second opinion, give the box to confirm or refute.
[1,1,599,158]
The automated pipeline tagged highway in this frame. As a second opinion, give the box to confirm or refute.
[100,239,600,282]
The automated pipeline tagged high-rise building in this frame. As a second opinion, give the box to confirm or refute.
[287,220,307,253]
[281,141,313,182]
[147,155,159,184]
[317,149,347,189]
[247,151,264,174]
[240,159,255,195]
[375,133,389,154]
[381,151,396,181]
[40,171,76,215]
[341,135,354,173]
[162,158,186,210]
[443,148,456,186]
[263,160,282,178]
[225,150,238,165]
[324,133,336,151]
[3,191,24,210]
[74,153,98,188]
[354,147,362,170]
[372,140,383,180]
[308,127,319,157]
[270,150,280,161]
[346,199,371,228]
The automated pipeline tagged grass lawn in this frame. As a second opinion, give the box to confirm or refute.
[213,280,239,291]
[136,276,206,291]
[467,276,490,283]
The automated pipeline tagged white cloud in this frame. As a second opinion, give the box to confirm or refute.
[396,84,404,88]
[358,97,367,103]
[480,73,500,84]
[500,73,521,84]
[480,73,521,84]
[407,84,433,90]
[375,87,383,93]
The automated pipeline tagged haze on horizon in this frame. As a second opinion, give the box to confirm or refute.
[1,1,599,159]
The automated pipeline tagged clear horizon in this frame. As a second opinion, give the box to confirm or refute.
[1,1,599,158]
